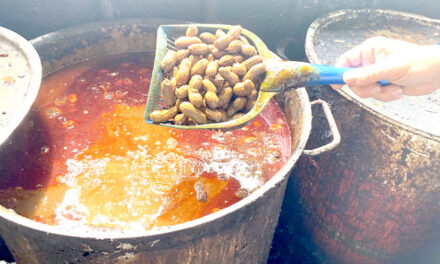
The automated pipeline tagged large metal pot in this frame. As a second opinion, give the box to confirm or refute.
[271,9,440,264]
[0,26,42,147]
[0,19,339,263]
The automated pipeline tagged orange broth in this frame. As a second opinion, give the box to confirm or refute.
[0,53,291,232]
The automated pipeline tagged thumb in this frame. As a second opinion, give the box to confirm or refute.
[343,56,409,87]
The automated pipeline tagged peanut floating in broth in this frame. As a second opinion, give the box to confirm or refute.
[150,25,266,125]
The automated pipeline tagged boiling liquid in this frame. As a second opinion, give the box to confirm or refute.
[0,53,291,233]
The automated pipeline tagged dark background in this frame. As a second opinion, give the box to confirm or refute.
[1,0,440,61]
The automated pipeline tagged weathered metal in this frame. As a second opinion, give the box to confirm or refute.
[0,19,315,263]
[272,9,440,264]
[0,26,42,146]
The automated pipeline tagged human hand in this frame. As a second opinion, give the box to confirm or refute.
[334,36,440,102]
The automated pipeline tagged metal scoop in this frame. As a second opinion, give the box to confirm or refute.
[144,24,389,130]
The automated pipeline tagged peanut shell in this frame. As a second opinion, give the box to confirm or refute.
[175,36,202,49]
[180,102,207,124]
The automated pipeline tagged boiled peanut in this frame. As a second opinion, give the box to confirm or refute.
[214,25,242,50]
[153,24,263,125]
[205,61,218,77]
[170,78,177,87]
[212,48,227,58]
[188,55,199,68]
[161,50,177,72]
[246,88,258,111]
[215,29,226,38]
[218,87,233,108]
[219,67,239,86]
[186,25,198,37]
[150,106,178,122]
[231,96,247,110]
[172,66,179,78]
[191,58,208,76]
[176,98,185,111]
[200,32,216,44]
[176,49,190,61]
[246,98,256,111]
[174,113,188,125]
[202,79,217,92]
[189,43,210,55]
[233,79,254,96]
[239,36,250,45]
[180,102,207,124]
[231,113,245,120]
[175,36,202,49]
[161,78,176,107]
[187,118,195,125]
[241,55,263,70]
[227,97,247,117]
[218,55,236,67]
[189,75,203,91]
[243,63,266,82]
[188,75,203,108]
[228,25,242,38]
[248,87,258,100]
[231,63,247,76]
[175,85,189,100]
[215,85,224,95]
[233,55,244,63]
[225,40,242,54]
[241,44,257,57]
[175,58,191,86]
[188,89,203,108]
[204,108,226,122]
[213,73,225,87]
[205,91,220,109]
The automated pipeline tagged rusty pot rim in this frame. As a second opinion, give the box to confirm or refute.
[0,26,42,146]
[305,8,440,142]
[0,18,313,240]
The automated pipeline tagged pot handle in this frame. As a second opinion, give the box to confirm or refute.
[303,99,341,156]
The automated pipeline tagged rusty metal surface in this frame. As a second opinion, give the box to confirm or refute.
[306,9,440,137]
[306,8,440,201]
[289,88,440,264]
[0,26,42,147]
[303,99,341,156]
[270,9,440,264]
[0,19,313,263]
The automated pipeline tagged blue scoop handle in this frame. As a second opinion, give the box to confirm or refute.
[305,64,391,86]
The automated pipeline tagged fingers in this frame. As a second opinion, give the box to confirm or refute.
[331,36,436,101]
[334,36,395,68]
[372,85,403,102]
[349,84,403,102]
[349,84,382,98]
[343,64,389,86]
[335,45,364,68]
[403,84,439,96]
[335,41,375,68]
[332,84,343,90]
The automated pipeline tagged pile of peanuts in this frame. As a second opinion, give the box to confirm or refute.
[149,25,266,125]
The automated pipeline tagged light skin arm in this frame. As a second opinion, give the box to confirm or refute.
[334,36,440,102]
